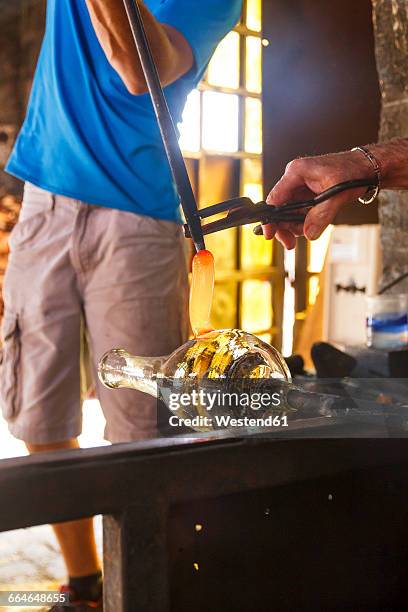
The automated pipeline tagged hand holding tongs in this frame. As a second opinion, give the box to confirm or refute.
[184,178,376,238]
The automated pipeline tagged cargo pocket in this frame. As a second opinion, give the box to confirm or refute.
[0,313,21,420]
[8,211,48,251]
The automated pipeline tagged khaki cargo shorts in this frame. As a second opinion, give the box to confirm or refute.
[0,183,189,444]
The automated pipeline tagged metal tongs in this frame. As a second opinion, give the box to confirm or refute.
[184,178,376,238]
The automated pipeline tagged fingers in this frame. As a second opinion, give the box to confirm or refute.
[303,197,344,240]
[261,150,372,248]
[275,228,296,250]
[266,161,306,205]
[259,220,304,241]
[277,221,305,237]
[264,160,313,241]
[262,222,277,240]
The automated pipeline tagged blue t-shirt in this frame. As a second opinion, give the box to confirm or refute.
[6,0,242,222]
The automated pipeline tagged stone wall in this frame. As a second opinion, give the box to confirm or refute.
[0,0,45,198]
[0,13,22,198]
[372,0,408,292]
[0,0,45,315]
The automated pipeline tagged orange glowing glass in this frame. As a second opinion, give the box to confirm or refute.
[189,249,215,337]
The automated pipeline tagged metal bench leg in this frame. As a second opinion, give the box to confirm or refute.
[103,499,169,612]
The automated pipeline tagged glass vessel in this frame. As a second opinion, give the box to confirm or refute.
[366,294,408,349]
[98,329,291,431]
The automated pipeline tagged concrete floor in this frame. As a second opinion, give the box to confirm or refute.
[0,400,107,611]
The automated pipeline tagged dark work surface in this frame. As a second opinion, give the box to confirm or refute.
[2,431,408,611]
[1,431,408,531]
[168,464,408,611]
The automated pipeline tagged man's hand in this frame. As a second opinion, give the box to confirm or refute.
[264,138,408,249]
[85,0,193,94]
[263,150,375,249]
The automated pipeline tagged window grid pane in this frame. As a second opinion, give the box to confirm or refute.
[245,97,263,154]
[181,4,269,338]
[240,159,272,271]
[308,226,333,273]
[212,281,238,329]
[202,91,239,153]
[207,31,240,89]
[178,89,201,153]
[241,280,272,332]
[308,275,320,306]
[246,36,262,93]
[246,0,262,32]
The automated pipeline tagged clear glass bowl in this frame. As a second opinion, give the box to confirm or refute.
[99,329,291,431]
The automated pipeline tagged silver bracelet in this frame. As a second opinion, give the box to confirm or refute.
[351,146,381,204]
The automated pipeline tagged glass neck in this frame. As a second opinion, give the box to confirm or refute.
[98,349,167,397]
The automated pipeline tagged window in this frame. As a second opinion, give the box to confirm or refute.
[178,0,279,343]
[307,227,333,305]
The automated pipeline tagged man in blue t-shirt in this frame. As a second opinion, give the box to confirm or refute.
[1,1,242,609]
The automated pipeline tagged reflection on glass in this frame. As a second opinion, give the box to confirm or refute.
[246,37,262,93]
[202,91,239,152]
[207,32,240,89]
[178,89,201,153]
[241,280,272,333]
[308,226,333,273]
[246,0,262,32]
[245,97,263,154]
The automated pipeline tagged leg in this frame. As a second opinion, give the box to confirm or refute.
[1,186,83,444]
[82,209,189,442]
[26,437,100,578]
[0,185,100,588]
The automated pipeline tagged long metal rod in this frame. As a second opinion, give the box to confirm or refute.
[122,0,205,252]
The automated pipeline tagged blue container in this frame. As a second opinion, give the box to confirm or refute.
[366,295,408,349]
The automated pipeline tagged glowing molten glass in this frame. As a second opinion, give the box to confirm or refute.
[189,249,215,337]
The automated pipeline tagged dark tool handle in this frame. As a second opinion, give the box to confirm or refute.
[197,197,253,219]
[122,0,205,252]
[272,178,376,214]
[252,178,376,236]
[252,216,306,236]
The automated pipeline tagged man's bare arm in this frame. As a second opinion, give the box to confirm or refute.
[264,138,408,249]
[85,0,193,94]
[369,139,408,189]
